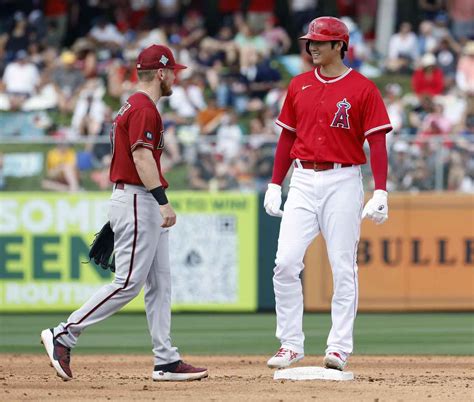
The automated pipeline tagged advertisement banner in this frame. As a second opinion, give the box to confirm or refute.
[0,192,258,312]
[304,193,474,311]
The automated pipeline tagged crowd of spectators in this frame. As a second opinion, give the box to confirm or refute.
[0,0,473,193]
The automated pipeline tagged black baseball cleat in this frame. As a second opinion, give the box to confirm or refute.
[40,328,73,381]
[152,360,208,381]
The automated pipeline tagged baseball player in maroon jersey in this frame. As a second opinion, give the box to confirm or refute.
[41,45,208,382]
[265,17,392,371]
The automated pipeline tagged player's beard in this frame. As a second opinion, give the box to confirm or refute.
[160,80,173,97]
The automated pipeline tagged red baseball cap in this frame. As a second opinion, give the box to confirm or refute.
[136,45,187,71]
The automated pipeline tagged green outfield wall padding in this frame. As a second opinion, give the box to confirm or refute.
[257,193,282,311]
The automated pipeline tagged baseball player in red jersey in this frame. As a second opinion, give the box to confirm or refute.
[265,17,392,371]
[41,45,208,382]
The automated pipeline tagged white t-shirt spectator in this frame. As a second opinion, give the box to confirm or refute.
[168,84,206,118]
[290,0,317,12]
[138,28,168,49]
[456,52,474,94]
[388,32,419,62]
[2,61,40,94]
[216,115,243,161]
[89,24,125,46]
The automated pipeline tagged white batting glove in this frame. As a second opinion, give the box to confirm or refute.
[362,190,388,225]
[264,183,283,218]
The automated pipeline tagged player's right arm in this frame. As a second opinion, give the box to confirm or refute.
[271,128,296,185]
[264,81,297,217]
[264,128,296,217]
[132,147,176,228]
[132,147,161,189]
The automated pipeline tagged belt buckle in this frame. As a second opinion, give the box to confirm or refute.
[313,163,325,172]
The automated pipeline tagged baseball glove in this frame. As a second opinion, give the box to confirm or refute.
[89,221,115,272]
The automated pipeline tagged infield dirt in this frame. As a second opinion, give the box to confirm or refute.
[1,355,472,401]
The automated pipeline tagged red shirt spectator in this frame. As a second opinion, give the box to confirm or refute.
[44,0,67,17]
[412,53,445,96]
[417,102,453,148]
[248,0,275,12]
[218,0,240,13]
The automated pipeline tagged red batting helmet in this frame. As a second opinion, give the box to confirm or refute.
[299,17,349,47]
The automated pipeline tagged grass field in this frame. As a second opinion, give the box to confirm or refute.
[1,313,472,356]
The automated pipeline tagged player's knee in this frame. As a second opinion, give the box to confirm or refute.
[114,275,145,296]
[144,281,170,302]
[334,273,357,292]
[274,256,303,282]
[129,282,144,296]
[275,249,302,269]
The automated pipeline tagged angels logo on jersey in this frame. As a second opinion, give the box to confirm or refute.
[330,98,351,129]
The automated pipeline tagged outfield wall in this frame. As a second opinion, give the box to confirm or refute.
[0,192,472,312]
[0,192,258,312]
[304,193,474,311]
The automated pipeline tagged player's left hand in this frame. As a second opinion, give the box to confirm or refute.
[362,189,388,225]
[159,203,177,228]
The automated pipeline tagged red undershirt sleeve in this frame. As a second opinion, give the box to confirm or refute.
[271,128,296,185]
[366,132,388,191]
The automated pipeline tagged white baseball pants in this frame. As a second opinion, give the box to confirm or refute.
[53,185,180,365]
[273,164,364,356]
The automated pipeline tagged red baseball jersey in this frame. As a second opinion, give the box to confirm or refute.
[109,92,168,188]
[276,68,392,164]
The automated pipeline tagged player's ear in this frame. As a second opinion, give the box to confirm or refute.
[156,68,164,81]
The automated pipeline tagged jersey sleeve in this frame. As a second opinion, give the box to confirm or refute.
[362,84,393,136]
[128,107,159,152]
[276,81,296,132]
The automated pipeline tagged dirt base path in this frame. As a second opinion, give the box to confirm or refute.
[1,355,472,401]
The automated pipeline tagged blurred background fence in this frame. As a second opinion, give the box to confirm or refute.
[1,134,473,193]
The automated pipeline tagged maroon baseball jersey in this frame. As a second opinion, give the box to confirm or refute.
[276,68,392,164]
[109,92,168,188]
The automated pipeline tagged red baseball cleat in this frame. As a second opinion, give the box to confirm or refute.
[41,329,73,381]
[152,360,208,381]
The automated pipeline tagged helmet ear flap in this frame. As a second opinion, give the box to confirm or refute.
[305,41,311,55]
